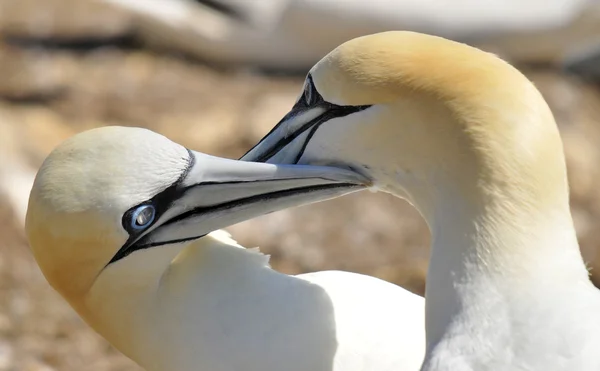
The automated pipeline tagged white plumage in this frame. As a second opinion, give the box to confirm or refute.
[134,230,425,371]
[25,125,425,371]
[242,31,600,371]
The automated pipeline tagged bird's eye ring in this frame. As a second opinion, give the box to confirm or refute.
[130,204,156,230]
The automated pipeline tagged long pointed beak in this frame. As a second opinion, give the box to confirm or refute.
[112,150,368,262]
[240,96,369,165]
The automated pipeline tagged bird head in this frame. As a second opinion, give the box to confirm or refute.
[242,31,568,221]
[25,126,367,306]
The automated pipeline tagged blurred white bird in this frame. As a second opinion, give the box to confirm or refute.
[102,0,598,70]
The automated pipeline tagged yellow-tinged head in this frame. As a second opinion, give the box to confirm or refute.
[241,31,589,354]
[25,126,367,308]
[242,31,569,221]
[26,126,188,303]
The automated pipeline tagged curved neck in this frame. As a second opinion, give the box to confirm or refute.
[351,98,593,348]
[77,242,187,363]
[76,235,339,371]
[419,184,587,346]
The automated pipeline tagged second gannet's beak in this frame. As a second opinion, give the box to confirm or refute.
[239,74,371,165]
[110,150,368,263]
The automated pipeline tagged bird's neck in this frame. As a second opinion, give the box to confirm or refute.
[77,242,187,363]
[413,181,590,349]
[78,235,274,369]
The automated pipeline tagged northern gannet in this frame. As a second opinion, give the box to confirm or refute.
[25,126,425,371]
[242,31,600,370]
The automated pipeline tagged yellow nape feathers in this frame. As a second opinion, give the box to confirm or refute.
[311,31,566,211]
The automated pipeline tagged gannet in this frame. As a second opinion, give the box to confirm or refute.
[102,0,594,70]
[242,31,600,370]
[25,126,426,371]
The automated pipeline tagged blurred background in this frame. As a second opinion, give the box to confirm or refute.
[1,0,600,369]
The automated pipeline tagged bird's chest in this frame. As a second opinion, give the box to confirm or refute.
[421,296,600,371]
[147,261,341,371]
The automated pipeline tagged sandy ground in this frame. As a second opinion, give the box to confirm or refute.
[1,1,600,370]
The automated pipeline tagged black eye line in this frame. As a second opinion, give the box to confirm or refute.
[239,73,371,162]
[110,150,195,265]
[256,103,370,164]
[120,150,195,234]
[302,75,320,106]
[130,182,361,251]
[303,83,312,106]
[108,76,370,265]
[297,75,323,108]
[291,104,369,164]
[239,74,319,160]
[110,179,360,264]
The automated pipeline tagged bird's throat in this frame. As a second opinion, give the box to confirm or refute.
[422,194,586,349]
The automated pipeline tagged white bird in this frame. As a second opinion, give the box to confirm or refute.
[101,0,595,70]
[241,31,600,370]
[25,126,426,371]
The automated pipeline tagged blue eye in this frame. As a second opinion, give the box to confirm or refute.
[131,205,155,230]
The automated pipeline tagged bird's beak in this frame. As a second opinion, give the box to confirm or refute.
[239,94,369,165]
[112,150,368,263]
